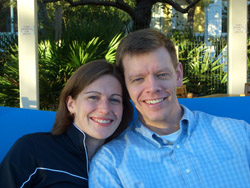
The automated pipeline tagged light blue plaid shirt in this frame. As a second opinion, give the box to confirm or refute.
[89,105,250,188]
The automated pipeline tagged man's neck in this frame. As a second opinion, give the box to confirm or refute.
[140,106,184,136]
[143,122,180,135]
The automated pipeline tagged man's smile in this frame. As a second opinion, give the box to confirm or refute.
[144,98,165,104]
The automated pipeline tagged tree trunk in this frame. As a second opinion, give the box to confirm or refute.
[37,0,54,37]
[187,5,196,31]
[133,0,153,30]
[55,6,62,41]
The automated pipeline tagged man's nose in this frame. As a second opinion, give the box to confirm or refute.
[145,76,161,93]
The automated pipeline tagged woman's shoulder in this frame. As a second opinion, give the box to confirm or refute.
[1,132,53,167]
[10,132,51,151]
[18,132,52,144]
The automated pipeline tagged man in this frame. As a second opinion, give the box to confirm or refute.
[89,29,250,188]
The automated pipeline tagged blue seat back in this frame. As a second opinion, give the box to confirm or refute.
[0,106,56,162]
[178,97,250,123]
[1,96,250,162]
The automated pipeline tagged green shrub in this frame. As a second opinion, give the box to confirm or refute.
[176,39,227,96]
[0,44,19,107]
[0,33,123,110]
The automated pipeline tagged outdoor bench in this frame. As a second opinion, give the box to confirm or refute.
[1,96,250,162]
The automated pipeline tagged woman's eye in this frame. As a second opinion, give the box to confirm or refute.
[88,96,99,100]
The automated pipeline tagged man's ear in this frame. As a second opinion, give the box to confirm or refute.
[176,62,183,87]
[66,95,75,114]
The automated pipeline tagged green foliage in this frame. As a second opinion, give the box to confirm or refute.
[69,38,104,68]
[169,28,228,96]
[39,31,123,110]
[176,39,227,96]
[0,32,123,110]
[2,1,245,107]
[0,33,18,107]
[39,4,131,41]
[0,44,19,107]
[247,38,250,83]
[1,3,127,110]
[38,40,72,110]
[105,34,123,63]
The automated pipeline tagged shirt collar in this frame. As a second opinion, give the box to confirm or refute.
[180,105,195,137]
[133,119,163,148]
[132,105,195,147]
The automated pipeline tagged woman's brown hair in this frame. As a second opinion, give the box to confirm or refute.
[52,60,133,141]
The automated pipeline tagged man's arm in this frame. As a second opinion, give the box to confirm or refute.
[245,121,250,164]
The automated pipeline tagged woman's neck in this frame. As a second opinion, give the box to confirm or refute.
[85,135,105,160]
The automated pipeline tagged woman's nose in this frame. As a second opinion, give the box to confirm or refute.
[98,99,110,114]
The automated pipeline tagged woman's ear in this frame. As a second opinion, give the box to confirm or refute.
[66,95,75,114]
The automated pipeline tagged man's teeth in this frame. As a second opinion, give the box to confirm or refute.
[94,119,111,124]
[145,98,163,104]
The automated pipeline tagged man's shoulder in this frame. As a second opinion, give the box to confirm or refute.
[183,105,249,126]
[193,109,248,124]
[93,127,139,158]
[106,127,137,148]
[189,108,250,134]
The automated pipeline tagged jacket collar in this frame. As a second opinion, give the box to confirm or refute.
[66,124,88,156]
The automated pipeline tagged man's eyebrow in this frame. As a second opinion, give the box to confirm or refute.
[127,73,144,80]
[127,68,172,79]
[156,67,172,72]
[111,94,123,98]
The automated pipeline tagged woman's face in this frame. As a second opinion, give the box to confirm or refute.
[67,74,123,140]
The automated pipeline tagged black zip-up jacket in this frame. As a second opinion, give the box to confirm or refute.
[0,124,88,188]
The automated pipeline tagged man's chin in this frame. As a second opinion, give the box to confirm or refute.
[139,113,166,125]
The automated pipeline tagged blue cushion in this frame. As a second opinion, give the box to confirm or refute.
[178,97,250,124]
[0,106,56,162]
[1,96,250,162]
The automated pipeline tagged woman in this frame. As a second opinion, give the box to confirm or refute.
[0,60,133,187]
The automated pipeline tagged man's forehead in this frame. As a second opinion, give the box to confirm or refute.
[124,64,174,79]
[122,56,174,69]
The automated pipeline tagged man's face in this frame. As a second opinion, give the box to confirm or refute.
[123,47,183,128]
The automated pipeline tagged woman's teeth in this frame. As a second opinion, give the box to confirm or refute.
[93,118,111,124]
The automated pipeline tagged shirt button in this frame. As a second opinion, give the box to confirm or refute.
[163,140,168,144]
[176,144,180,149]
[186,169,191,174]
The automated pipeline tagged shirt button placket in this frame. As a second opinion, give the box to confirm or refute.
[174,142,197,187]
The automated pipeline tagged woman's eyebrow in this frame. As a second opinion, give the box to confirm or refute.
[84,91,122,98]
[83,91,100,95]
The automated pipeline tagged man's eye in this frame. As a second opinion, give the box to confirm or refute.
[133,78,143,82]
[110,98,121,104]
[158,73,168,78]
